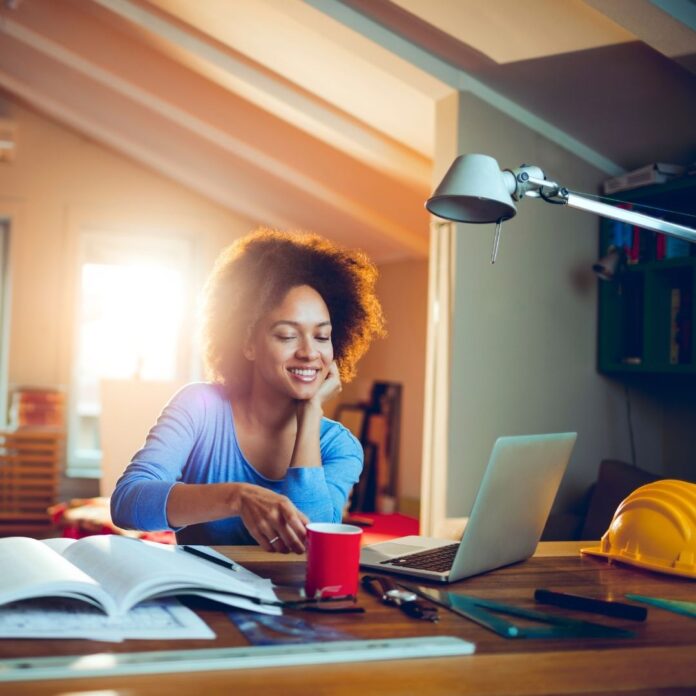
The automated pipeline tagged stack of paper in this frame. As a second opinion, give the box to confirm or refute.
[0,597,214,641]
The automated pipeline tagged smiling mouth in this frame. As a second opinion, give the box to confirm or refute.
[288,367,320,382]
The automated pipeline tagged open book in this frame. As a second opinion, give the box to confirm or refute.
[0,535,280,618]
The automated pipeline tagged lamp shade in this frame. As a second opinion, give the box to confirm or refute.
[425,154,517,223]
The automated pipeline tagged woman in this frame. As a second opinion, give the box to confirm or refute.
[110,228,384,553]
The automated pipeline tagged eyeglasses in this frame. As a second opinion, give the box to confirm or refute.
[362,575,439,622]
[271,585,365,614]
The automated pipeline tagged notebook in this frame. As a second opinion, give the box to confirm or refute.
[360,432,577,583]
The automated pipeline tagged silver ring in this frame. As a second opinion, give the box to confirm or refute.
[269,536,280,545]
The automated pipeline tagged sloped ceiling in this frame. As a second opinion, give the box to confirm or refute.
[1,0,694,262]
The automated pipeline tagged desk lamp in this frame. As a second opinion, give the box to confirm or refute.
[425,154,696,263]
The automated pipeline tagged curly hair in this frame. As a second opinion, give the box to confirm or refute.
[201,228,385,391]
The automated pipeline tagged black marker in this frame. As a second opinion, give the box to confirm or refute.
[182,545,239,572]
[534,589,647,621]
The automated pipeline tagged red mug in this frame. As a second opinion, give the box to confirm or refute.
[304,522,363,598]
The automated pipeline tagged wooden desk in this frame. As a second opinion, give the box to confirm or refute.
[1,542,694,695]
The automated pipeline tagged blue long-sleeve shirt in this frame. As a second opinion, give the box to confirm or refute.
[110,383,363,545]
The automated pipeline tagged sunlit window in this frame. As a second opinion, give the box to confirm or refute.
[69,232,193,475]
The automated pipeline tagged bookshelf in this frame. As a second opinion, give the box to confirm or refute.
[0,429,64,536]
[597,176,696,376]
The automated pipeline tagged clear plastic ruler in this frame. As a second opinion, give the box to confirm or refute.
[0,636,475,682]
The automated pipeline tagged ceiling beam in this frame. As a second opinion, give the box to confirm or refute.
[305,0,625,176]
[94,0,431,190]
[584,0,696,76]
[0,2,429,257]
[0,69,293,229]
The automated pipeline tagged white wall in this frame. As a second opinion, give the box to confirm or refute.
[0,98,254,392]
[436,91,637,520]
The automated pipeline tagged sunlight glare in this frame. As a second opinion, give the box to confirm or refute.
[79,262,185,385]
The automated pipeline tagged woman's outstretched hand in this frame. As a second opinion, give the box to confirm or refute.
[235,483,308,554]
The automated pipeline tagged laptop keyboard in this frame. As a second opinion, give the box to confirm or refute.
[381,543,459,572]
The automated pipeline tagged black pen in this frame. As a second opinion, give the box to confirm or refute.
[181,545,239,572]
[534,589,647,621]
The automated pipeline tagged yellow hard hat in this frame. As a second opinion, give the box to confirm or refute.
[582,479,696,579]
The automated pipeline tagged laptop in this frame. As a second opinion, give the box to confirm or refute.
[360,432,577,583]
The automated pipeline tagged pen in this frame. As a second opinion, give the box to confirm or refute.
[182,545,239,572]
[534,589,647,621]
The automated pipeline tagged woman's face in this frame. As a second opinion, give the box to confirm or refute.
[246,284,334,400]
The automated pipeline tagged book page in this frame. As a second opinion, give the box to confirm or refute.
[0,537,115,615]
[59,536,273,615]
[0,597,214,640]
[42,537,77,555]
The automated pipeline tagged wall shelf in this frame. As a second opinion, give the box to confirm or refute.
[597,176,696,377]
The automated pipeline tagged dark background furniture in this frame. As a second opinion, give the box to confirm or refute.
[542,459,666,541]
[597,176,696,376]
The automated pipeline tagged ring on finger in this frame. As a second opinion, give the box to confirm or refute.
[269,536,280,545]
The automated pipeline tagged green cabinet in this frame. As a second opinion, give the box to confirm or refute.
[597,176,696,376]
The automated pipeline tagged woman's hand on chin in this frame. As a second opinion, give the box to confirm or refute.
[235,483,308,554]
[303,361,342,411]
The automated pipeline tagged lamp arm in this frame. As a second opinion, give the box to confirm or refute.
[561,191,696,244]
[504,164,696,244]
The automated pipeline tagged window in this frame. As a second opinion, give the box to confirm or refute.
[68,231,194,477]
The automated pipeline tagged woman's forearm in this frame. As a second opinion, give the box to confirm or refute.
[166,481,241,527]
[168,480,309,553]
[289,401,323,469]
